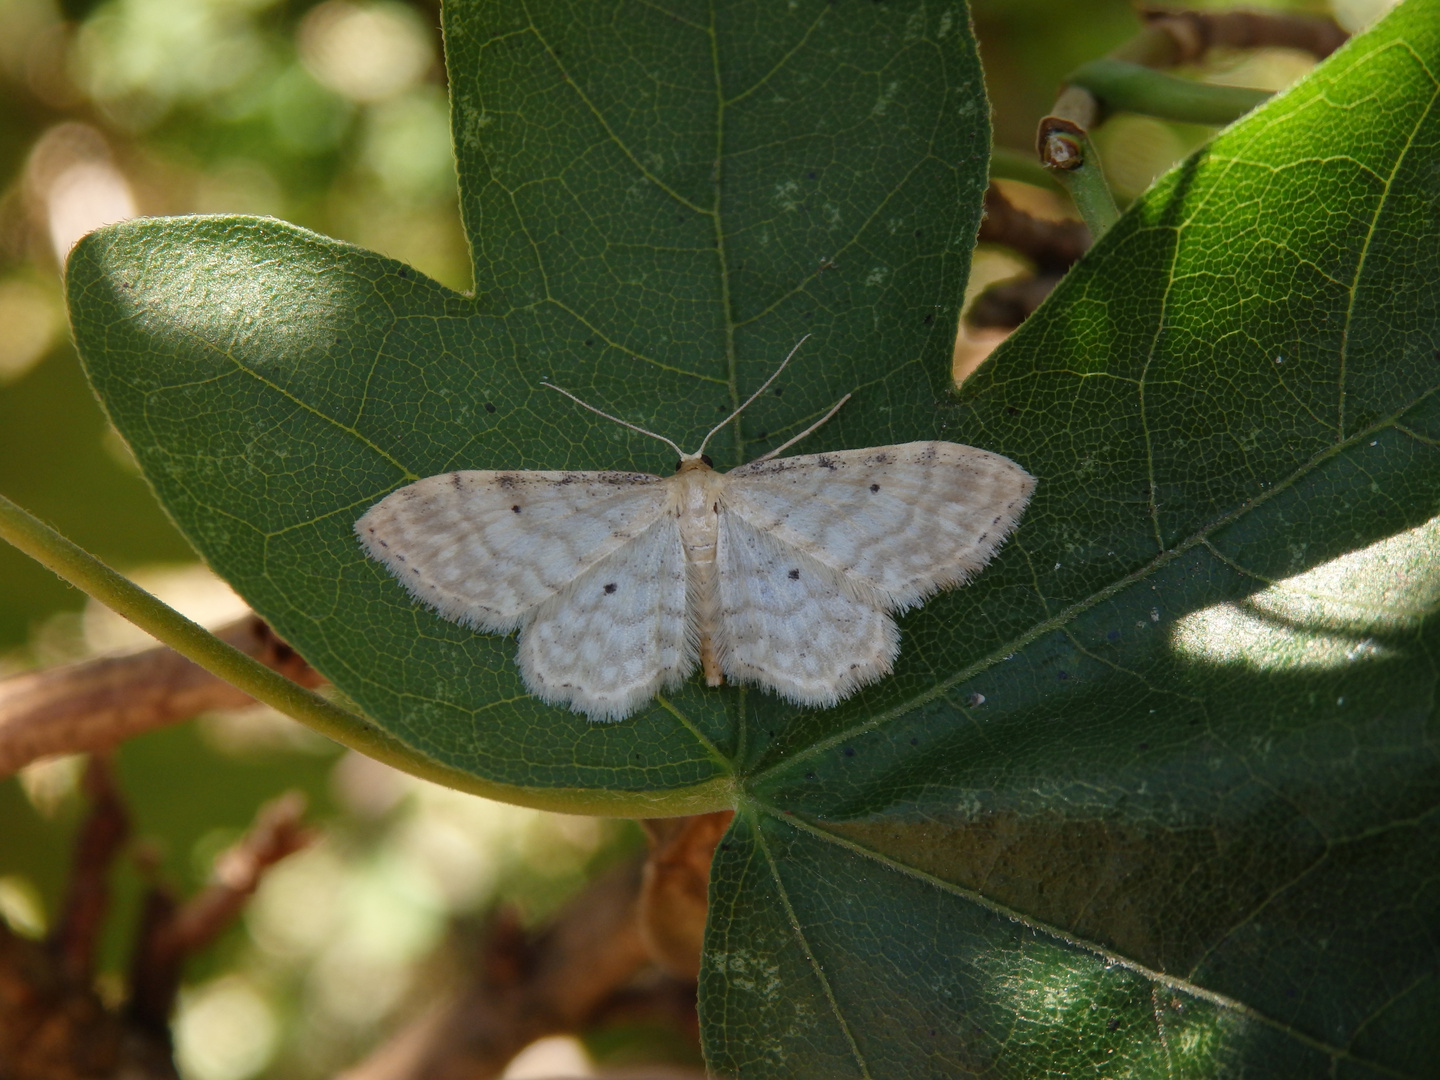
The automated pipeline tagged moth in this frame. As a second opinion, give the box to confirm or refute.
[356,345,1034,721]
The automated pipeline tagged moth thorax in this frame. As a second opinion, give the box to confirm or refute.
[675,454,715,474]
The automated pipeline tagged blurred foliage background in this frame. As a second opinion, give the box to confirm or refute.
[0,0,1400,1076]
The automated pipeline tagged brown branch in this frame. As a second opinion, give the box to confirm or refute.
[0,614,324,779]
[345,813,741,1080]
[339,853,702,1080]
[638,811,734,980]
[127,791,316,1035]
[0,780,313,1079]
[977,185,1089,275]
[0,921,169,1080]
[965,185,1088,333]
[50,757,129,986]
[1136,8,1349,66]
[416,859,655,1080]
[966,274,1067,332]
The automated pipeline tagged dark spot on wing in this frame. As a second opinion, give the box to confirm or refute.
[869,483,879,493]
[712,502,719,514]
[993,515,1002,525]
[484,402,496,413]
[788,568,800,580]
[817,456,837,471]
[976,532,988,544]
[497,474,518,489]
[604,582,617,594]
[512,505,522,514]
[451,473,463,489]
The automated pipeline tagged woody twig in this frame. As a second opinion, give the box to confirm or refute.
[0,614,324,780]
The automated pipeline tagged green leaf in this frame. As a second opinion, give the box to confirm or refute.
[708,2,1440,1076]
[62,0,1440,1072]
[66,0,990,814]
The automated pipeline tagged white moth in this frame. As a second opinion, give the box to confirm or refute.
[356,345,1034,722]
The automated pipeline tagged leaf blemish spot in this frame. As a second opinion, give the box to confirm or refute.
[484,402,496,413]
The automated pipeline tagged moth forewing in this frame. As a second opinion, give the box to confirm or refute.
[723,442,1036,611]
[355,469,671,634]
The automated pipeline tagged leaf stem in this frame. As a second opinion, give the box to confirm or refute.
[0,491,384,754]
[1037,119,1119,240]
[0,491,739,816]
[1066,58,1272,127]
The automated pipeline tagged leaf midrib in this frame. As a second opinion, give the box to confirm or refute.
[751,801,1423,1079]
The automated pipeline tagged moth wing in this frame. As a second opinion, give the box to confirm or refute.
[715,511,898,708]
[517,513,694,721]
[356,469,670,632]
[724,442,1034,610]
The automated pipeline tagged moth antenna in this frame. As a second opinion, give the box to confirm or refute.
[696,334,811,458]
[750,393,852,463]
[541,381,686,459]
